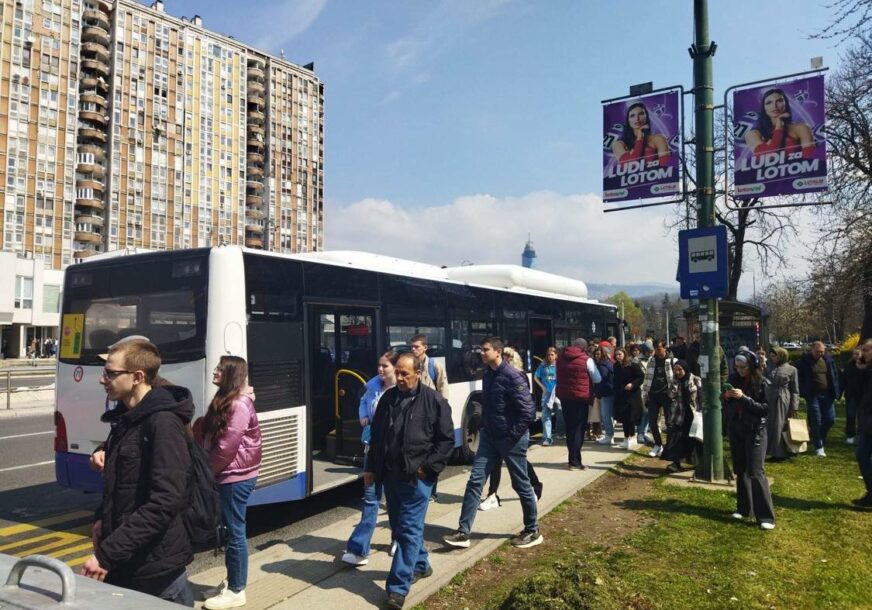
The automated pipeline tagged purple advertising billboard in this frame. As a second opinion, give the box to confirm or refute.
[602,89,681,203]
[732,74,827,198]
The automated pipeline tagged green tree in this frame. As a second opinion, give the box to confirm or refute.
[606,291,646,340]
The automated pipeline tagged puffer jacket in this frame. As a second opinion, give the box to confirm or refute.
[556,346,592,402]
[95,385,194,588]
[482,360,535,444]
[206,393,262,484]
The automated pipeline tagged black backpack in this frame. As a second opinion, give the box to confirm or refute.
[183,435,223,550]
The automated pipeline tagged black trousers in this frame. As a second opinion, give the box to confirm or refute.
[729,424,775,523]
[487,459,539,496]
[647,392,672,447]
[562,398,590,468]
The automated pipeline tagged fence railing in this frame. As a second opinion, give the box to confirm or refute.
[2,368,56,410]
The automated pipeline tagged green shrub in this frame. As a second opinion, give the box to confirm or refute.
[499,559,604,610]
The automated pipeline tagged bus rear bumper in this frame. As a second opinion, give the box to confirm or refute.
[55,452,102,493]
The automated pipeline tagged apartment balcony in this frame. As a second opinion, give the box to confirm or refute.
[76,160,105,176]
[245,221,264,233]
[73,248,99,260]
[78,109,107,125]
[246,180,264,192]
[80,75,109,93]
[82,42,110,62]
[76,177,104,192]
[82,10,110,30]
[78,125,107,143]
[74,214,104,227]
[247,151,264,164]
[248,93,265,108]
[247,136,264,150]
[81,25,110,45]
[74,230,103,244]
[247,56,266,69]
[248,123,264,136]
[80,92,108,108]
[245,236,263,248]
[78,144,106,162]
[245,202,264,215]
[247,111,264,125]
[247,164,263,178]
[81,58,109,77]
[247,65,265,81]
[75,197,104,211]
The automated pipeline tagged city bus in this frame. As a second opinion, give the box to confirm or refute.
[54,246,622,506]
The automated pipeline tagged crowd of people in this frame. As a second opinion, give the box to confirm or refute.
[78,331,872,610]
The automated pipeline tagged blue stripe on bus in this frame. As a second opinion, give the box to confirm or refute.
[249,473,307,506]
[55,452,103,493]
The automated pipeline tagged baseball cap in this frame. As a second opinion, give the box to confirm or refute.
[98,334,153,360]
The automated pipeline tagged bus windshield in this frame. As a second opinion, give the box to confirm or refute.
[60,253,209,365]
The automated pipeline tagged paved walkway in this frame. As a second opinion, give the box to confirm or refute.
[190,440,638,609]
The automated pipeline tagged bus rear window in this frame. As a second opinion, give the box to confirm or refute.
[61,254,208,364]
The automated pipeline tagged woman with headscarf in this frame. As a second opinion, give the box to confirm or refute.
[724,351,775,530]
[764,346,800,460]
[614,347,644,450]
[664,360,701,473]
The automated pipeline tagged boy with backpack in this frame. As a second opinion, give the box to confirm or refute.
[82,337,199,606]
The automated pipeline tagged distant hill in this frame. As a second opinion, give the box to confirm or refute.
[586,282,678,301]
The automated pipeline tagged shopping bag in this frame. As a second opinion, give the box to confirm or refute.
[786,418,810,443]
[688,411,704,442]
[782,430,807,454]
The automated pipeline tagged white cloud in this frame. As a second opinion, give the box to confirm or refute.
[324,191,680,286]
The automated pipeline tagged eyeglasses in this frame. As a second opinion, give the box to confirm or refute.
[101,368,135,380]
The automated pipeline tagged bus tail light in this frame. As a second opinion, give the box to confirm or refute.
[54,411,68,452]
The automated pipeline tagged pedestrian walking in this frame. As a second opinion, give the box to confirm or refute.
[614,347,644,449]
[444,337,542,550]
[341,351,399,566]
[764,346,799,460]
[533,347,559,446]
[364,353,454,610]
[664,360,700,472]
[724,351,776,530]
[197,356,261,610]
[642,340,677,458]
[82,338,195,606]
[555,338,601,470]
[841,347,864,445]
[852,338,872,508]
[796,341,841,457]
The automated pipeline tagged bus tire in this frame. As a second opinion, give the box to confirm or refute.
[460,400,483,464]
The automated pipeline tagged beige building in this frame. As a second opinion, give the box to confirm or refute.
[0,0,324,356]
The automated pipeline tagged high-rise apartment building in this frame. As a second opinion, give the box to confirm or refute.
[1,0,324,267]
[0,0,324,356]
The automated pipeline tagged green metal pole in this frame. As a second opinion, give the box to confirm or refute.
[692,0,723,481]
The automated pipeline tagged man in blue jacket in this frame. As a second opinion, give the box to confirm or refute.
[796,341,841,457]
[443,337,541,550]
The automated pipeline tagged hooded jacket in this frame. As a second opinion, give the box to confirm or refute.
[95,384,194,588]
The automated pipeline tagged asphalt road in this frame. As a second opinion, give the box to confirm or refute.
[0,412,469,576]
[0,368,56,392]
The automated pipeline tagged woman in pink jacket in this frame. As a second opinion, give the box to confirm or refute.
[200,355,262,610]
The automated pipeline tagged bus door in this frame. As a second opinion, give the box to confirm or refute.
[309,306,378,468]
[529,317,553,404]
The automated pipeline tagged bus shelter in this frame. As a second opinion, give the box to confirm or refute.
[684,300,766,369]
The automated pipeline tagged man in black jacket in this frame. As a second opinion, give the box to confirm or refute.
[81,338,195,606]
[444,337,542,551]
[796,342,841,457]
[364,352,454,610]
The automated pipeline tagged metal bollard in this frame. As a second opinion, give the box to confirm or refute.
[5,370,10,410]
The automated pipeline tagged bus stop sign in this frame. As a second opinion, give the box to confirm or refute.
[677,225,729,299]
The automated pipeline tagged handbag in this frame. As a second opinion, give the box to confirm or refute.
[785,417,810,443]
[688,411,704,442]
[782,431,807,454]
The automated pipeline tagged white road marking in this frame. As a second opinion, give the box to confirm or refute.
[0,460,54,473]
[0,431,53,442]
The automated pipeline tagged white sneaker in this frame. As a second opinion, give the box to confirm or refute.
[731,512,745,520]
[648,445,662,458]
[341,551,368,566]
[619,438,630,449]
[815,447,827,458]
[478,493,501,511]
[847,437,856,445]
[596,435,613,445]
[389,540,398,557]
[204,588,247,610]
[759,522,776,530]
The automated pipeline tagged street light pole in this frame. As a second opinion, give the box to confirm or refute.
[692,0,724,481]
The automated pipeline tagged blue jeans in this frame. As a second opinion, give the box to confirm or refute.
[599,395,614,437]
[806,394,835,449]
[140,569,194,607]
[346,455,388,557]
[382,471,434,596]
[638,410,649,438]
[857,432,872,496]
[458,429,538,534]
[219,477,257,592]
[541,397,560,442]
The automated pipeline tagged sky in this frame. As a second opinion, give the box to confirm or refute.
[148,0,841,298]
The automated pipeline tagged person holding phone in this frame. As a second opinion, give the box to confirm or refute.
[723,351,775,530]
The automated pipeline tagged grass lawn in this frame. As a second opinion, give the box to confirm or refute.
[420,408,872,610]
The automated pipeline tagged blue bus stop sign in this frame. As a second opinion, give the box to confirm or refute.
[677,225,729,299]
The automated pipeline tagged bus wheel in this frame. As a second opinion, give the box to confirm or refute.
[460,400,482,463]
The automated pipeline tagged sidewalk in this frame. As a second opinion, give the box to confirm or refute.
[190,439,638,609]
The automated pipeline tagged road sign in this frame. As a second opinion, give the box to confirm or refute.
[677,225,729,299]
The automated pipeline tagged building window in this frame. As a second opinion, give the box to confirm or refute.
[14,276,33,309]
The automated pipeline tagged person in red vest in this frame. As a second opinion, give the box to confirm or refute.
[556,339,602,470]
